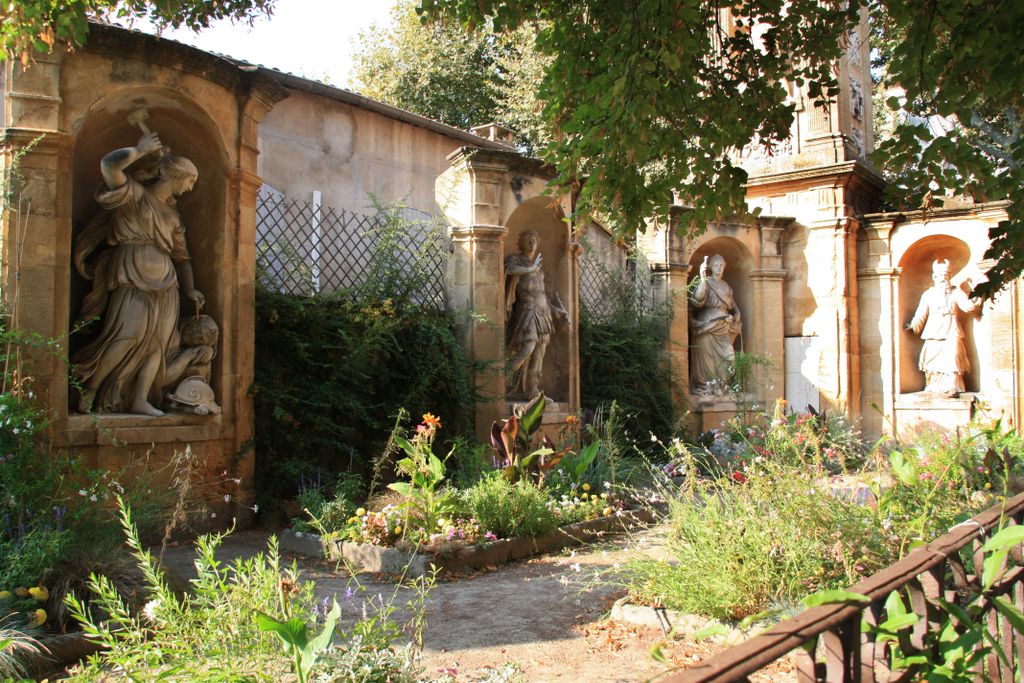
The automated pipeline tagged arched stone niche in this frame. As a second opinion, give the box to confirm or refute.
[69,88,230,411]
[687,235,756,355]
[503,196,572,403]
[896,234,978,394]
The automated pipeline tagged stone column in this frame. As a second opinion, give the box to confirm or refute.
[641,212,692,412]
[856,219,898,437]
[440,149,509,440]
[229,74,288,517]
[805,217,860,417]
[747,218,790,406]
[1,49,73,417]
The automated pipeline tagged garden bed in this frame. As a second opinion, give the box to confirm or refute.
[281,508,656,577]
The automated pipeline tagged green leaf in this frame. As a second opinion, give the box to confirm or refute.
[692,623,730,640]
[649,642,668,662]
[301,599,341,671]
[982,525,1024,552]
[387,481,414,497]
[993,597,1024,633]
[982,549,1007,590]
[802,590,871,608]
[518,393,546,435]
[254,612,309,650]
[889,451,918,487]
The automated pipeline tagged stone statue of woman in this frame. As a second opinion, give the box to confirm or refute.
[689,254,742,395]
[72,132,213,416]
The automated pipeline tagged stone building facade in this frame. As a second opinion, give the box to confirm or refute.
[1,18,1019,516]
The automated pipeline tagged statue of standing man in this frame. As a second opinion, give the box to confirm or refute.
[689,254,742,395]
[72,129,214,416]
[504,230,569,399]
[905,258,978,397]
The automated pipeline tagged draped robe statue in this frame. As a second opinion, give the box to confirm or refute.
[689,254,742,395]
[905,258,978,397]
[73,132,213,416]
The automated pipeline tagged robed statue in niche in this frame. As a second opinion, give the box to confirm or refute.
[689,254,743,396]
[504,230,569,399]
[72,122,219,417]
[904,258,978,397]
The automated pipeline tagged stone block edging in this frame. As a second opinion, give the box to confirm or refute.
[609,597,740,643]
[280,508,656,577]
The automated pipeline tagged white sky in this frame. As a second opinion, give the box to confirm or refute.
[136,0,399,88]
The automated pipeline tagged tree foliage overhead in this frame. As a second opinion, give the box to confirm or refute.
[416,0,1024,297]
[350,1,549,152]
[1,0,274,65]
[870,1,1024,299]
[417,0,860,242]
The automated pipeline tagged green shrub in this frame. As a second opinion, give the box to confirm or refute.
[621,464,890,620]
[66,501,426,682]
[459,473,560,539]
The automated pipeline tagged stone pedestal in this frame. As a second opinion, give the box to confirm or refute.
[894,393,975,439]
[688,396,746,432]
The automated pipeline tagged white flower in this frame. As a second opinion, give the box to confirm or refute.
[89,494,98,502]
[224,494,232,502]
[570,563,581,572]
[142,599,161,625]
[251,504,259,513]
[78,489,87,496]
[210,511,217,518]
[232,478,242,485]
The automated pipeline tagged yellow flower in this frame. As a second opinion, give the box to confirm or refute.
[28,609,46,627]
[591,494,598,502]
[602,507,613,516]
[582,483,591,492]
[437,518,448,529]
[394,526,402,535]
[0,590,11,601]
[14,587,28,597]
[28,586,48,601]
[355,508,367,517]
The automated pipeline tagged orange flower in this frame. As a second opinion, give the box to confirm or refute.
[422,413,441,429]
[565,414,579,426]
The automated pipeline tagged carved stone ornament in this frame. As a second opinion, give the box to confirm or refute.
[689,254,743,396]
[504,230,569,400]
[904,258,978,397]
[72,111,219,417]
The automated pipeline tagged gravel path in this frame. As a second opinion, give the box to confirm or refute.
[160,527,795,682]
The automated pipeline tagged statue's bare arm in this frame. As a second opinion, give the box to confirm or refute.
[505,253,543,276]
[100,132,162,189]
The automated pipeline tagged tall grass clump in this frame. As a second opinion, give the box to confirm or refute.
[622,463,890,620]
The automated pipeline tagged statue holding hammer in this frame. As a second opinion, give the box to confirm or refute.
[72,113,213,416]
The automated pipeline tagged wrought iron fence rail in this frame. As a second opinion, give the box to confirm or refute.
[666,491,1024,683]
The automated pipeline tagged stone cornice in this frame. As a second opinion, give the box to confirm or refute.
[862,200,1011,225]
[745,159,885,192]
[856,267,901,279]
[447,146,555,179]
[749,268,788,281]
[449,224,508,240]
[0,128,73,151]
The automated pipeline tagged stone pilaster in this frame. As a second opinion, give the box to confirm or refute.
[441,149,510,439]
[856,218,898,436]
[806,217,860,417]
[1,47,72,418]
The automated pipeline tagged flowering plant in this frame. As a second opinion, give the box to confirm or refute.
[387,414,457,544]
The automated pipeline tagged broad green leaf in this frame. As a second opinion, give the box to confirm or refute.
[387,481,414,497]
[254,612,308,650]
[519,393,546,435]
[649,642,668,663]
[982,525,1024,552]
[993,597,1024,633]
[982,548,1007,590]
[802,590,871,608]
[693,623,729,640]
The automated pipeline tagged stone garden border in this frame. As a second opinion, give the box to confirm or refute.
[281,509,657,577]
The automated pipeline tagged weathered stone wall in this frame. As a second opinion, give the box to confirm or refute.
[258,90,469,215]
